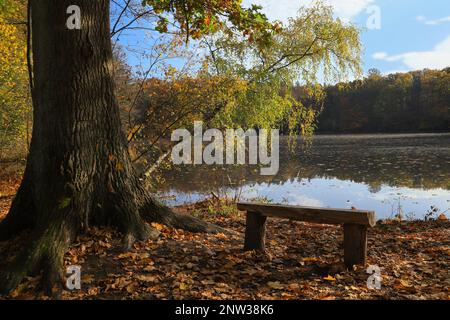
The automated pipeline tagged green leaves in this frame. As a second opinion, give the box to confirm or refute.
[202,2,361,138]
[155,17,168,33]
[141,0,276,43]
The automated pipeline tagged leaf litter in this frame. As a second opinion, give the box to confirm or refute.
[0,176,449,300]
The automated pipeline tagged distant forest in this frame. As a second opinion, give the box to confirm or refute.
[298,68,450,134]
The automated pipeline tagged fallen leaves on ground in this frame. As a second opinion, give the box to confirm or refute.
[0,174,449,300]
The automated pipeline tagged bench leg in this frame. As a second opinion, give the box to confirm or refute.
[244,211,267,251]
[343,224,367,269]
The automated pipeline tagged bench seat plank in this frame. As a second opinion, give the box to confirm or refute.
[237,202,376,227]
[238,202,376,268]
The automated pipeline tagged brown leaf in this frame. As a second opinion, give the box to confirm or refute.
[136,275,157,283]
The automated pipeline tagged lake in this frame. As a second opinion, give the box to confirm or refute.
[155,133,450,220]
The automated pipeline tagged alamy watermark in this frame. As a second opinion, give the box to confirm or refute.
[366,5,382,30]
[366,265,382,290]
[66,5,81,30]
[171,121,279,176]
[66,265,81,290]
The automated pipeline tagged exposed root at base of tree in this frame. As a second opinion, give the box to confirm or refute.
[0,172,227,296]
[144,202,229,235]
[0,216,76,296]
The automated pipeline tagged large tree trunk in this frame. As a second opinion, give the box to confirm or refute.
[0,0,220,295]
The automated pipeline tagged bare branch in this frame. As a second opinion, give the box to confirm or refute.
[111,0,132,36]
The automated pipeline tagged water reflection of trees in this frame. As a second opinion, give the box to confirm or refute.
[155,135,450,193]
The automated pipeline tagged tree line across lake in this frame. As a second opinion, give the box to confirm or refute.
[309,68,450,134]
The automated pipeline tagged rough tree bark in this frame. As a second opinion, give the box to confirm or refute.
[0,0,220,295]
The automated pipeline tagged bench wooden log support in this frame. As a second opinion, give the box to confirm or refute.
[237,202,376,269]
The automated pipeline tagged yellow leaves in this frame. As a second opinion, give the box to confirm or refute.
[0,9,30,152]
[303,257,319,262]
[115,162,124,171]
[215,232,228,239]
[0,14,27,85]
[267,281,284,290]
[320,295,336,300]
[87,287,99,296]
[179,283,188,290]
[151,223,165,231]
[344,285,360,291]
[164,65,178,77]
[323,275,336,281]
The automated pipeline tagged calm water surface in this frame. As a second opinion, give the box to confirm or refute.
[156,133,450,220]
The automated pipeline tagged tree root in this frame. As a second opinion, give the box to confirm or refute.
[122,223,160,251]
[0,215,76,296]
[0,172,228,295]
[140,195,230,234]
[39,255,65,297]
[106,180,162,250]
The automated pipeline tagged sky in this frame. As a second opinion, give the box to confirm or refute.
[242,0,450,75]
[114,0,450,79]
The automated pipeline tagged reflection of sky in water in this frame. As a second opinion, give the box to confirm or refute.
[156,134,450,220]
[159,177,450,220]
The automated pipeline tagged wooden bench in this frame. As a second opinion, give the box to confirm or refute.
[237,202,376,269]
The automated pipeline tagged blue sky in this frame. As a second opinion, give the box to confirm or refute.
[114,0,450,79]
[244,0,450,75]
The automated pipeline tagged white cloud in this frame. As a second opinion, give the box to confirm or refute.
[327,0,375,20]
[416,15,426,22]
[372,36,450,70]
[416,15,450,26]
[242,0,375,23]
[288,194,325,207]
[372,52,387,60]
[372,188,450,201]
